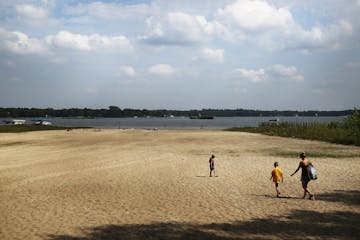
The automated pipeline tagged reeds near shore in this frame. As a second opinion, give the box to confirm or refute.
[227,110,360,146]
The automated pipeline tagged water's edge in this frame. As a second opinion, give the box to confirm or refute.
[0,116,345,130]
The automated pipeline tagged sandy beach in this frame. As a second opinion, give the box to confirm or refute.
[1,129,359,240]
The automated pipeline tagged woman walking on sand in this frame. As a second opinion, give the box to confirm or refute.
[291,152,315,200]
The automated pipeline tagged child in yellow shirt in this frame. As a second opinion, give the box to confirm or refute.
[270,162,283,197]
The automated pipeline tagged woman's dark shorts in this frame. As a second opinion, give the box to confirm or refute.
[301,175,310,188]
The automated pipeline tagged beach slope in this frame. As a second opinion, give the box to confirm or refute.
[1,129,359,239]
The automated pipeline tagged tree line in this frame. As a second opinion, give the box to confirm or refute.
[0,106,353,118]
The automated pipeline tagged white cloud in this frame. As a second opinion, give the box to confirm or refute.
[215,0,354,53]
[168,12,214,40]
[233,64,304,83]
[45,31,131,51]
[0,28,48,54]
[148,64,175,76]
[0,28,131,55]
[120,65,136,76]
[292,20,353,52]
[216,0,292,32]
[140,11,216,45]
[202,48,224,63]
[271,64,298,76]
[270,64,304,82]
[14,3,58,26]
[15,4,48,20]
[233,68,266,83]
[46,31,90,50]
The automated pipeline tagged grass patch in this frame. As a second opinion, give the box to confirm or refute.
[265,148,360,158]
[0,125,90,133]
[226,122,360,146]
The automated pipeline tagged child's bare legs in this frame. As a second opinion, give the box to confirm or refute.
[210,168,215,177]
[275,183,280,197]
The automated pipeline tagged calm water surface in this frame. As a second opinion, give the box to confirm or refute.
[1,116,346,129]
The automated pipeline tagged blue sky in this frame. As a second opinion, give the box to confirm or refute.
[0,0,359,110]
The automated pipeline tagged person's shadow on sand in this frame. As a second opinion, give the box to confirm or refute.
[46,190,360,240]
[196,175,219,178]
[264,194,294,199]
[47,209,360,240]
[264,190,360,202]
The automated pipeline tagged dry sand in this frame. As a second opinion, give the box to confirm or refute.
[1,129,359,239]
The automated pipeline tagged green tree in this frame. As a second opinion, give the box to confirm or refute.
[343,109,360,136]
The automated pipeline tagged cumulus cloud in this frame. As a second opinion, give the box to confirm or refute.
[0,28,131,54]
[291,20,353,53]
[148,64,175,76]
[138,0,355,52]
[15,4,48,20]
[168,12,214,40]
[140,12,216,45]
[45,31,131,51]
[216,0,292,32]
[0,28,48,54]
[14,3,58,26]
[234,64,304,83]
[233,68,266,83]
[201,48,224,63]
[270,64,304,82]
[45,31,91,50]
[215,0,354,53]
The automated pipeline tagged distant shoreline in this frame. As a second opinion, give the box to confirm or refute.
[0,107,354,119]
[1,116,345,130]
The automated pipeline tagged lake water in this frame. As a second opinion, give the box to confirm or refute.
[1,116,346,129]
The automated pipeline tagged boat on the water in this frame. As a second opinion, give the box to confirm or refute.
[2,119,26,125]
[268,118,280,122]
[189,115,214,120]
[32,119,52,125]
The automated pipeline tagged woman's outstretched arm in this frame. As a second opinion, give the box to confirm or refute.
[291,164,300,176]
